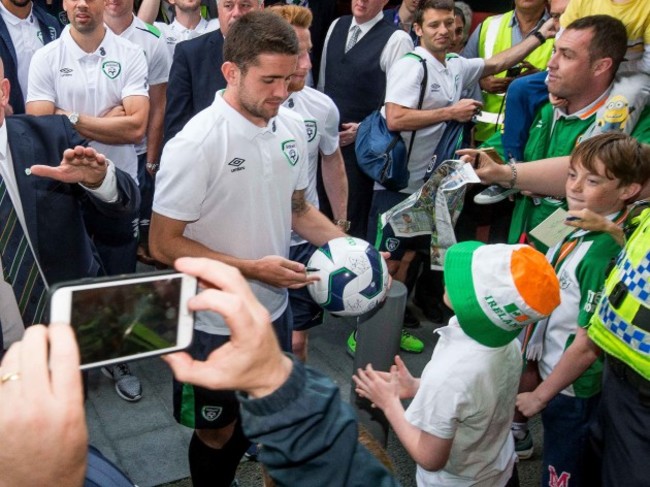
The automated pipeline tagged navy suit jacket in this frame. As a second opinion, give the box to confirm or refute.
[0,5,61,114]
[163,29,226,145]
[6,115,139,285]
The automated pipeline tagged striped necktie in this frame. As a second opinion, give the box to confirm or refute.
[345,25,361,53]
[0,175,47,327]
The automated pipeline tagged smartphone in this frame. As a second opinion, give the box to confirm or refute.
[477,147,506,165]
[50,271,197,369]
[506,64,524,78]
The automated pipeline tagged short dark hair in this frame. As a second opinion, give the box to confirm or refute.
[570,132,650,188]
[414,0,455,26]
[566,15,627,73]
[223,10,299,74]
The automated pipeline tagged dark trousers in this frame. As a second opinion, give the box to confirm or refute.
[137,153,155,244]
[586,359,650,487]
[338,144,374,239]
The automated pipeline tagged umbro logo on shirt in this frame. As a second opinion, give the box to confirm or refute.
[60,68,73,77]
[228,158,246,172]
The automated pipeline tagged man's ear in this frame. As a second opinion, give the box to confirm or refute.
[620,182,642,202]
[414,22,423,38]
[592,57,614,78]
[221,61,240,86]
[0,78,10,108]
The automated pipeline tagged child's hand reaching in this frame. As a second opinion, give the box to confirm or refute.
[376,355,420,399]
[353,356,421,407]
[353,363,402,412]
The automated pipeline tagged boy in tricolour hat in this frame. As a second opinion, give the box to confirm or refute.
[353,242,560,486]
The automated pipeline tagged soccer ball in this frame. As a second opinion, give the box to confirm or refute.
[307,237,389,317]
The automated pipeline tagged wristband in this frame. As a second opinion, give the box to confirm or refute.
[507,162,518,189]
[532,31,546,45]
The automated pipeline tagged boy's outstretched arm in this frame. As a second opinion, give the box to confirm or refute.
[516,327,601,417]
[353,365,453,471]
[371,355,421,400]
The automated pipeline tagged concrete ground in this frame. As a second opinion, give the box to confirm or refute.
[87,305,543,487]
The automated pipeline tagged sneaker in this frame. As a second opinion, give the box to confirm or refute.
[347,330,357,357]
[514,430,534,460]
[473,184,520,205]
[400,330,424,353]
[403,307,420,329]
[101,363,142,402]
[348,329,425,355]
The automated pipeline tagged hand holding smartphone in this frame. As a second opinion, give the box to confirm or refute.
[50,271,197,369]
[476,147,506,165]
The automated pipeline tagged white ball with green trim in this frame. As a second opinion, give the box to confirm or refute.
[307,237,389,317]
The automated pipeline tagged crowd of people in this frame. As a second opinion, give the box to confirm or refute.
[0,0,648,486]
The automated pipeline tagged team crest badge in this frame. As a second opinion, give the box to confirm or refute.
[282,140,299,166]
[304,120,317,142]
[385,238,400,252]
[201,405,223,422]
[36,27,57,44]
[102,61,122,79]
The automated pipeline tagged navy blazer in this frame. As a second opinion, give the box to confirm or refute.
[163,29,226,145]
[6,115,139,285]
[0,5,61,114]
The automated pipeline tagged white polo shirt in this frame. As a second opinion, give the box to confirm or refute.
[383,47,484,193]
[26,25,149,181]
[283,85,340,246]
[114,15,171,155]
[155,17,220,57]
[154,91,309,335]
[0,2,55,102]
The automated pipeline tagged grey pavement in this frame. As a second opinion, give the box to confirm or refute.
[87,305,543,487]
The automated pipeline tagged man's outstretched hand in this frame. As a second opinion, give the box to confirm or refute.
[29,146,108,188]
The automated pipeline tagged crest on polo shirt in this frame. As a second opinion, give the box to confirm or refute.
[36,27,57,44]
[304,120,317,142]
[282,140,299,166]
[201,405,223,422]
[102,61,122,79]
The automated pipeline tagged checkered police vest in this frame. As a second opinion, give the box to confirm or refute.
[589,207,650,380]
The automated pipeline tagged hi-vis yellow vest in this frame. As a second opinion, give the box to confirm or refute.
[475,11,554,143]
[589,208,650,380]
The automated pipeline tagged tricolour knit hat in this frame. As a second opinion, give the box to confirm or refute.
[444,242,560,348]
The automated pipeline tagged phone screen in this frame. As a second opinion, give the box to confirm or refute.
[71,276,184,365]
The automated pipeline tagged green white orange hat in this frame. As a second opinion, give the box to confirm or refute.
[444,242,560,348]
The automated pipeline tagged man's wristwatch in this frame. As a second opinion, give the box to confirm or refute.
[146,162,160,173]
[333,219,351,232]
[68,112,80,126]
[532,30,547,45]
